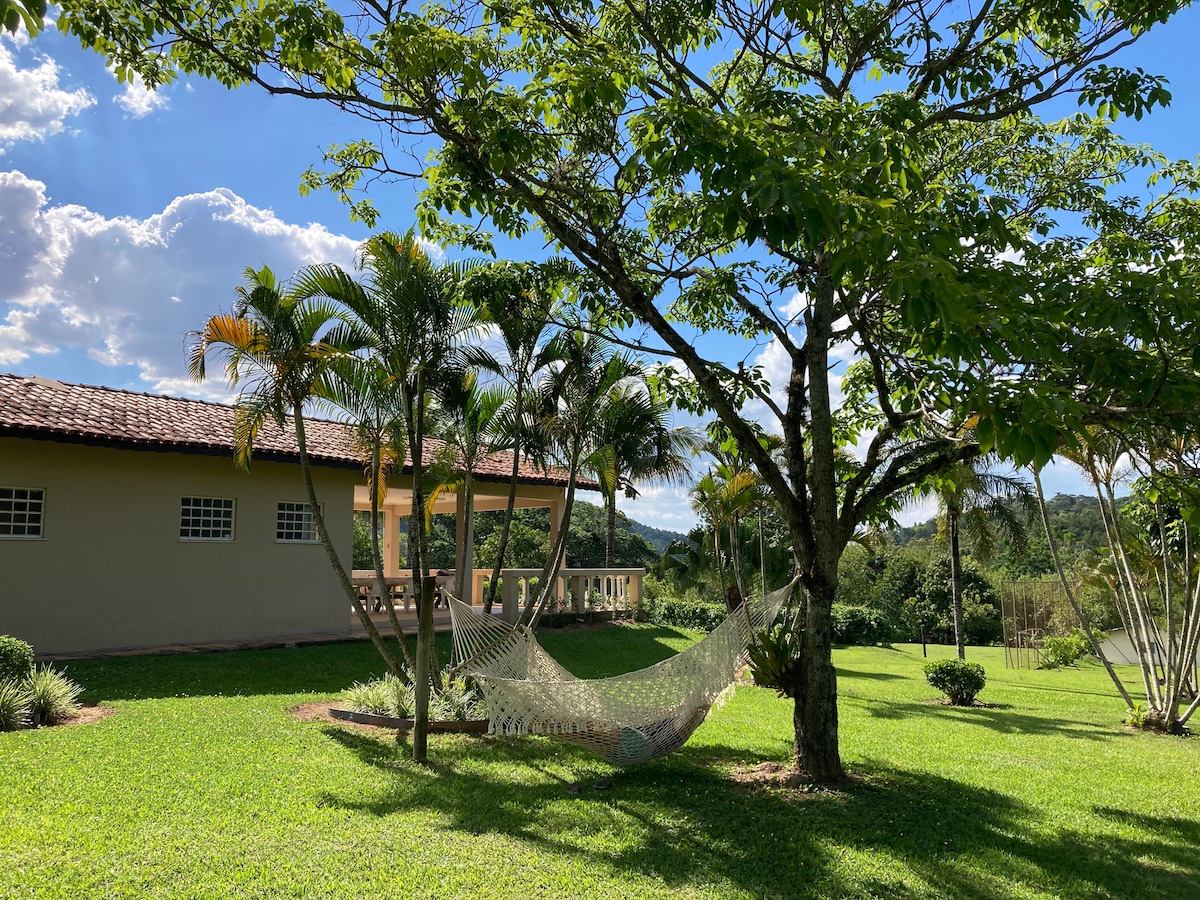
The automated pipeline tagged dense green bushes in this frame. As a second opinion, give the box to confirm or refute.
[1042,630,1091,668]
[831,604,892,645]
[0,636,83,731]
[638,593,729,631]
[0,635,34,684]
[837,547,1004,645]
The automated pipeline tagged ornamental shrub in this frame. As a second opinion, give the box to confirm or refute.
[0,636,34,685]
[0,680,32,731]
[923,658,987,706]
[1042,630,1091,668]
[343,673,415,718]
[342,667,485,721]
[639,594,728,632]
[26,665,84,726]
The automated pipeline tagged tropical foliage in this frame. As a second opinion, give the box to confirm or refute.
[57,0,1200,781]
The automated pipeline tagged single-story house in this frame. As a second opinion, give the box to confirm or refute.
[0,372,585,657]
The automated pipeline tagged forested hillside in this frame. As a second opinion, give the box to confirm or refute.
[626,519,688,554]
[353,501,660,571]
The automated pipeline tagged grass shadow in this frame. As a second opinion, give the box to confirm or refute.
[313,724,1199,898]
[837,667,907,681]
[860,697,1118,740]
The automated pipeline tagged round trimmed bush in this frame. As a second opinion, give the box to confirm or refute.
[0,635,34,685]
[923,658,987,706]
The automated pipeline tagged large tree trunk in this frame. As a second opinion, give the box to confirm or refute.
[794,578,844,781]
[791,256,845,782]
[949,511,966,660]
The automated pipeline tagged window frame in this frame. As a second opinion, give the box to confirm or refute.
[275,501,322,544]
[0,485,46,540]
[178,496,237,542]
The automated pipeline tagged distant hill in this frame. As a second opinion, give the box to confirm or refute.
[888,492,1121,576]
[626,518,689,554]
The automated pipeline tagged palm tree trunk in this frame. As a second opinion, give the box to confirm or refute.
[525,467,579,629]
[714,524,727,604]
[758,506,767,599]
[949,511,966,660]
[606,486,618,569]
[455,473,476,604]
[484,381,525,614]
[1033,467,1133,706]
[402,378,441,727]
[730,516,747,607]
[294,411,405,679]
[369,441,416,676]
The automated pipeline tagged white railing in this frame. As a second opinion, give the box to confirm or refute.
[350,566,645,625]
[498,568,644,624]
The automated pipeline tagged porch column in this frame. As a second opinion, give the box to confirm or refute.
[547,496,566,571]
[383,508,402,577]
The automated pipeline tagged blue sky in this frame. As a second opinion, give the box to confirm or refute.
[2,12,1199,531]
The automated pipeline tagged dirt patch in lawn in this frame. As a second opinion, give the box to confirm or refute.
[66,705,117,726]
[289,700,383,733]
[731,761,867,797]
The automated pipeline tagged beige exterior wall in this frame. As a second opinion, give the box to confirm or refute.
[0,436,357,656]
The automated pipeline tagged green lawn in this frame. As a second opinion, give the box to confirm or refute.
[1,631,1196,899]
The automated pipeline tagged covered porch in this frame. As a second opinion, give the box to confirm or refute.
[350,478,644,627]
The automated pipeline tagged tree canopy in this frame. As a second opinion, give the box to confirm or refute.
[55,0,1200,780]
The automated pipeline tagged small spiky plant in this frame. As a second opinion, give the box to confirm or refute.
[0,680,32,731]
[26,665,83,726]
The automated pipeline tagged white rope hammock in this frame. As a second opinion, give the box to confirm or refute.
[447,580,794,765]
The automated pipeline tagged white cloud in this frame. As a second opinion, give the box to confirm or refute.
[0,38,94,148]
[113,71,169,118]
[0,172,359,392]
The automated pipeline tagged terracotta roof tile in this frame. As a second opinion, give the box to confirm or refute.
[0,372,589,489]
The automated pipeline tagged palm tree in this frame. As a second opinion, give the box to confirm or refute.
[594,383,699,568]
[520,325,644,628]
[315,353,417,675]
[923,457,1033,659]
[462,261,564,614]
[188,265,406,679]
[690,462,758,607]
[295,231,480,761]
[426,369,511,604]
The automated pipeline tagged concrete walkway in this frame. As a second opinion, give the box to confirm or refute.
[42,610,459,661]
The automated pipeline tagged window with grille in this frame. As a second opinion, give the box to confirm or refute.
[0,487,45,538]
[276,502,319,542]
[179,497,235,540]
